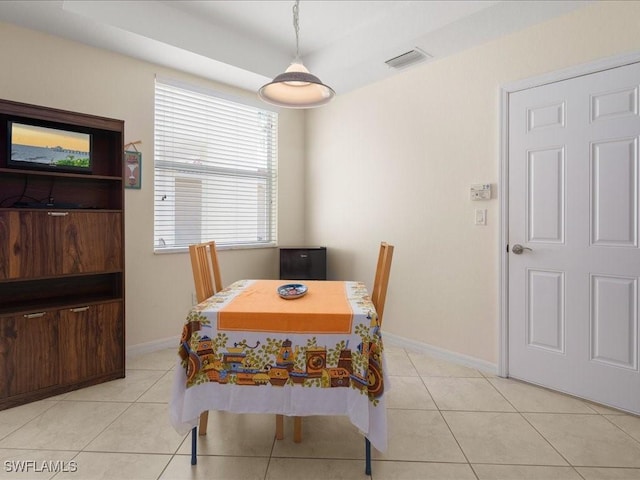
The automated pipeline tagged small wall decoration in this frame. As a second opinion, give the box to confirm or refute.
[124,141,142,189]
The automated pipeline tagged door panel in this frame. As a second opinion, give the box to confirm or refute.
[61,212,122,274]
[0,312,59,397]
[527,147,565,243]
[590,275,637,370]
[5,211,58,279]
[59,301,124,384]
[508,61,640,413]
[0,212,8,280]
[591,138,638,246]
[527,269,565,353]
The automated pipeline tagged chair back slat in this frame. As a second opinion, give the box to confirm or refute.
[209,241,223,293]
[371,242,394,326]
[189,241,223,303]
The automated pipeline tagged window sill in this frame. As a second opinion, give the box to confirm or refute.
[153,244,278,255]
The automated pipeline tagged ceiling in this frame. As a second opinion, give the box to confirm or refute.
[0,0,592,95]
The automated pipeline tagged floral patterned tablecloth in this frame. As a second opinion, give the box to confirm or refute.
[169,279,388,452]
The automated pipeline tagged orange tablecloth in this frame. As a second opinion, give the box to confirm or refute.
[218,280,353,333]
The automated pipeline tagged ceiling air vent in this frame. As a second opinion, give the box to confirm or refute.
[385,48,431,70]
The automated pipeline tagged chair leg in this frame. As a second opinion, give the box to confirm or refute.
[275,414,284,440]
[198,411,209,436]
[293,416,302,443]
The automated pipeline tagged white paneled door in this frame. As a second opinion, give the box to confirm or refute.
[508,62,640,413]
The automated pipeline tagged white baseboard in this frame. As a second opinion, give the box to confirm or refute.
[383,331,498,376]
[126,336,180,359]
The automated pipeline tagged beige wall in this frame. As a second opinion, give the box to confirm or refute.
[2,1,639,363]
[0,22,306,348]
[305,1,640,364]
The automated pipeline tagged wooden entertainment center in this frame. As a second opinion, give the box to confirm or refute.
[0,99,125,410]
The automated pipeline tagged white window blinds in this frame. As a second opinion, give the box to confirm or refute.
[154,78,278,252]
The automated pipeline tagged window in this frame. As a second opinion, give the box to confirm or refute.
[154,78,278,252]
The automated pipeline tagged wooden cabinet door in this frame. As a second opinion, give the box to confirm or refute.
[0,211,122,279]
[0,212,9,280]
[60,212,122,274]
[59,302,124,384]
[0,312,59,398]
[2,211,58,279]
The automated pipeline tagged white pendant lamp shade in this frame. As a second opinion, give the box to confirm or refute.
[258,1,334,109]
[259,61,335,108]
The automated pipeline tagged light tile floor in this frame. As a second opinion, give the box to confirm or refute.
[1,345,640,479]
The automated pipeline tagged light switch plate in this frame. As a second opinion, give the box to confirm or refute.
[475,209,487,225]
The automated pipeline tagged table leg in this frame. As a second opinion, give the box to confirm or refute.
[191,426,197,465]
[275,414,284,440]
[293,417,302,443]
[365,438,371,475]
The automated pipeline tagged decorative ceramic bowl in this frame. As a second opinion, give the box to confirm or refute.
[277,283,308,299]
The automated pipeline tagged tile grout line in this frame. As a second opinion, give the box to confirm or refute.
[139,358,186,480]
[479,370,583,472]
[264,428,279,480]
[0,399,62,444]
[408,348,482,480]
[410,352,587,477]
[156,430,191,480]
[599,414,640,448]
[141,360,190,477]
[437,410,480,480]
[517,411,576,469]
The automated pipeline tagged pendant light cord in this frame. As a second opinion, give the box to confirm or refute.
[293,0,300,60]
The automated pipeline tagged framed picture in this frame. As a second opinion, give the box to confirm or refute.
[124,150,141,189]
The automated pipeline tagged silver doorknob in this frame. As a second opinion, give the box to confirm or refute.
[512,244,532,255]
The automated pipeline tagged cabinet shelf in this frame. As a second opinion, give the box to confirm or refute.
[0,207,122,212]
[0,295,123,317]
[0,167,122,182]
[0,169,123,210]
[0,272,123,316]
[0,269,124,283]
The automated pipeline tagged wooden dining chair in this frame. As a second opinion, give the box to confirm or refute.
[285,241,395,444]
[189,241,223,304]
[188,240,223,435]
[371,241,394,326]
[187,241,300,442]
[365,241,394,472]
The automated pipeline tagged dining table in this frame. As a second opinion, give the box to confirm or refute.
[169,278,388,474]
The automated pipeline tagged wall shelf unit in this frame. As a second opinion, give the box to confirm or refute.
[0,98,125,410]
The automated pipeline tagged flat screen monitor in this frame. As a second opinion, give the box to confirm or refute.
[8,121,92,173]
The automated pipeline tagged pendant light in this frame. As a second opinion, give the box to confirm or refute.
[258,0,335,108]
